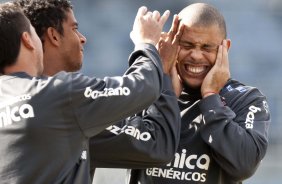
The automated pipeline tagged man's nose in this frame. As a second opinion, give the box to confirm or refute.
[189,48,203,61]
[79,32,87,44]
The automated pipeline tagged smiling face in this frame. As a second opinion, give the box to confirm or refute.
[58,9,87,72]
[176,3,227,90]
[177,23,224,89]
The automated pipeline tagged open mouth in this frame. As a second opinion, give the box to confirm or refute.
[184,64,208,76]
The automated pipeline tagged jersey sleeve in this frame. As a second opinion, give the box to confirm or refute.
[88,74,181,170]
[198,88,270,181]
[68,43,164,137]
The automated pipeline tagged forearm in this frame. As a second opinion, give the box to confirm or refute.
[89,75,181,169]
[199,94,270,180]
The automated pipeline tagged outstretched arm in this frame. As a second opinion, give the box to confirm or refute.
[72,7,172,137]
[90,74,181,169]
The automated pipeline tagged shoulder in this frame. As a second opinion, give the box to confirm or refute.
[221,79,265,98]
[220,79,268,108]
[51,71,97,85]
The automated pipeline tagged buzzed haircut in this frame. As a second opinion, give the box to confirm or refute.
[179,3,227,38]
[0,2,31,73]
[15,0,73,43]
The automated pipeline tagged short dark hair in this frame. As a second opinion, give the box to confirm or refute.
[179,3,227,38]
[15,0,73,43]
[194,4,227,38]
[0,2,31,73]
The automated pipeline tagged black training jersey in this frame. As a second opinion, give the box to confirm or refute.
[0,44,163,184]
[128,79,270,184]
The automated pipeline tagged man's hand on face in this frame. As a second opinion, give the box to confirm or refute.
[201,39,231,98]
[130,6,170,46]
[157,15,184,97]
[157,15,184,74]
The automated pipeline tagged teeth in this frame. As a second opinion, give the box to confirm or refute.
[187,66,205,74]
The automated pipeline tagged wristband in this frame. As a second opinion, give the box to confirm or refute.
[202,92,216,98]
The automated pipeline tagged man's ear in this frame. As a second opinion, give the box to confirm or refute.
[226,39,231,51]
[21,32,35,49]
[46,27,61,46]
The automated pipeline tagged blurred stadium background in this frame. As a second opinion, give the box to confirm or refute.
[73,1,282,183]
[1,0,281,183]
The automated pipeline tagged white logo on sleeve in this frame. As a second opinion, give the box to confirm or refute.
[106,125,151,141]
[84,87,131,99]
[245,105,261,129]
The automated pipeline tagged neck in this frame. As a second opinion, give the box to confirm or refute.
[42,48,64,76]
[4,48,40,77]
[183,83,201,96]
[4,62,38,77]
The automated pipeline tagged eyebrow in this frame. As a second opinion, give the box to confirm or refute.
[203,43,219,48]
[179,40,193,45]
[180,40,218,47]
